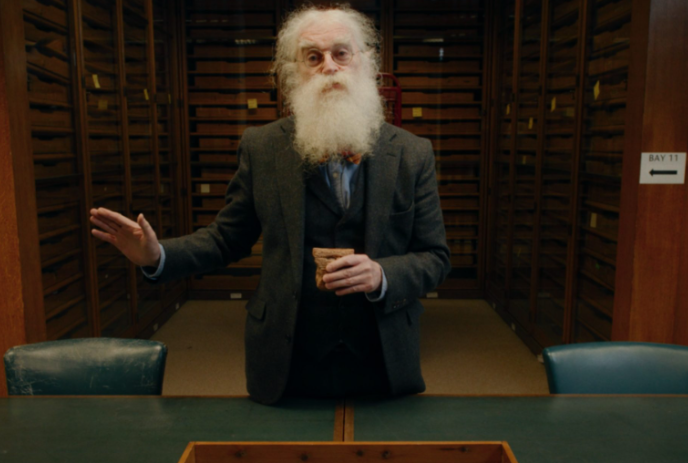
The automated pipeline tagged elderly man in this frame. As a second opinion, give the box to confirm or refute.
[90,5,450,405]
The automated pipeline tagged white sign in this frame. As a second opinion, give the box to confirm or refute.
[639,153,686,184]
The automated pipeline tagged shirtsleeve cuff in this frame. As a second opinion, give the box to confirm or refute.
[365,265,388,302]
[141,243,166,279]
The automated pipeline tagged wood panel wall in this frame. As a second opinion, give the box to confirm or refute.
[613,0,688,344]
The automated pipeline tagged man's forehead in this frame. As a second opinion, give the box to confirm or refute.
[298,23,353,49]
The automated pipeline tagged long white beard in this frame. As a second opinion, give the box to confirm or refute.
[290,68,385,167]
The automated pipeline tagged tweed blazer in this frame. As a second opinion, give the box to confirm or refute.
[149,117,451,404]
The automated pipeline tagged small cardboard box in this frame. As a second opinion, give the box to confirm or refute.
[178,442,519,463]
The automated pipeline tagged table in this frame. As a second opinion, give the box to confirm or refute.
[3,395,688,463]
[351,395,688,463]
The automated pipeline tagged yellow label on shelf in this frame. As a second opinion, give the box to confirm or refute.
[506,104,511,115]
[522,156,527,165]
[200,184,210,194]
[590,212,598,228]
[528,117,534,129]
[97,99,108,110]
[551,97,556,112]
[168,94,172,104]
[143,88,149,101]
[594,80,601,100]
[565,107,575,118]
[412,107,423,118]
[247,99,258,109]
[92,74,101,89]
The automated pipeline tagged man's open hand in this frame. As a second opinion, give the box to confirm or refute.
[322,254,382,296]
[89,207,161,268]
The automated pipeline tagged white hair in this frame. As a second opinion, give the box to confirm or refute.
[271,4,382,106]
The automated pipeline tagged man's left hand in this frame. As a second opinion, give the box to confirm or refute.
[322,254,382,296]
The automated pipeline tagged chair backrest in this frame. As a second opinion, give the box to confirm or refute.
[542,341,688,394]
[4,338,167,396]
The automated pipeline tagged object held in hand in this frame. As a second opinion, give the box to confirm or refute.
[313,247,354,291]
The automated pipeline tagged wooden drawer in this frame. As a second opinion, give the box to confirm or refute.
[443,211,479,225]
[585,158,622,176]
[593,23,630,50]
[32,134,73,153]
[46,300,88,340]
[198,154,237,163]
[574,320,606,343]
[36,183,80,209]
[395,12,479,27]
[451,255,475,266]
[202,198,226,208]
[190,44,274,59]
[200,167,234,179]
[195,123,252,135]
[187,0,274,9]
[188,91,273,105]
[26,47,70,79]
[396,0,480,9]
[587,135,624,152]
[196,61,272,74]
[402,107,480,120]
[198,138,240,150]
[40,232,80,262]
[44,277,84,315]
[438,183,479,194]
[441,198,479,209]
[85,73,115,91]
[34,158,77,178]
[576,300,612,338]
[128,138,152,151]
[88,137,120,152]
[596,0,632,24]
[22,0,68,26]
[589,106,626,127]
[395,60,481,73]
[553,0,579,21]
[43,256,82,290]
[580,254,616,288]
[195,212,217,226]
[396,27,481,38]
[30,107,73,128]
[585,210,618,234]
[81,0,112,25]
[193,75,272,90]
[405,121,480,136]
[396,44,482,57]
[449,240,477,253]
[188,12,273,24]
[397,75,480,89]
[188,28,274,39]
[403,92,475,104]
[38,206,81,234]
[195,183,227,194]
[431,137,482,151]
[28,74,70,104]
[583,233,617,260]
[99,300,130,336]
[195,107,278,120]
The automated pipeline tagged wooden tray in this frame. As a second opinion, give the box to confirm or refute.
[178,442,519,463]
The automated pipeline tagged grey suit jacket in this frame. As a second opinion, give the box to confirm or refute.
[149,117,451,404]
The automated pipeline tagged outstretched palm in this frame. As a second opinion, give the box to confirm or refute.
[89,208,161,268]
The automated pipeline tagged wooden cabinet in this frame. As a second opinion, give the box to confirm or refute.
[2,0,186,341]
[486,0,634,352]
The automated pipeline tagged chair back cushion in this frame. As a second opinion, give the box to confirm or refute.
[4,338,167,396]
[543,341,688,394]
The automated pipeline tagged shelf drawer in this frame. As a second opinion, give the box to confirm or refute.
[22,0,68,26]
[576,301,612,340]
[195,123,253,135]
[88,137,121,151]
[200,167,234,179]
[30,107,73,128]
[395,60,481,73]
[581,254,616,288]
[44,277,84,315]
[46,300,88,341]
[37,205,81,234]
[189,44,274,59]
[201,198,226,208]
[193,75,272,89]
[198,154,237,163]
[42,256,82,290]
[188,91,273,105]
[195,107,277,119]
[187,0,274,9]
[397,75,480,89]
[28,74,70,104]
[396,44,482,57]
[195,212,217,226]
[396,0,481,10]
[405,121,481,135]
[188,28,274,39]
[187,12,273,24]
[194,60,272,74]
[441,198,480,209]
[32,134,73,153]
[40,232,80,262]
[402,107,480,120]
[593,23,630,50]
[438,183,479,194]
[431,138,482,151]
[443,211,479,225]
[33,158,77,178]
[195,183,227,194]
[596,0,632,24]
[81,0,112,24]
[404,92,475,104]
[26,47,70,79]
[35,184,80,209]
[198,138,240,149]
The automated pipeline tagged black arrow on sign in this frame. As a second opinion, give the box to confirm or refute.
[650,169,678,176]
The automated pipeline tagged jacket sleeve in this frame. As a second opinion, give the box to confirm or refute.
[374,138,451,315]
[143,127,262,284]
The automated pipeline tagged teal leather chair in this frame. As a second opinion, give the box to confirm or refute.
[543,341,688,394]
[3,338,167,396]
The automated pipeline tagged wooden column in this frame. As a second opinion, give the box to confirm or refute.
[613,0,688,343]
[0,1,46,397]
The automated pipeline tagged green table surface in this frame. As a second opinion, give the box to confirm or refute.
[0,397,338,463]
[352,395,688,463]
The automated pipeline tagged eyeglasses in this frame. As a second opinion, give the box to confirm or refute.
[297,44,355,68]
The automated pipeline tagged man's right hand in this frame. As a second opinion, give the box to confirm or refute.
[89,208,161,268]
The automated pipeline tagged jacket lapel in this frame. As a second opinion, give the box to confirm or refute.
[365,124,400,258]
[276,118,305,293]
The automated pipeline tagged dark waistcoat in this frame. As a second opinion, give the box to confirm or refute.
[294,162,382,363]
